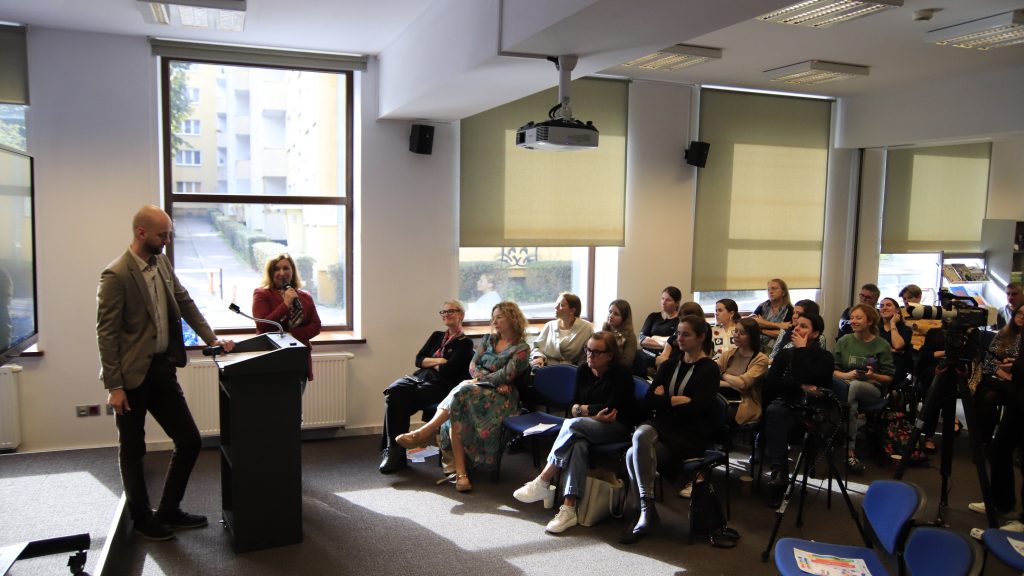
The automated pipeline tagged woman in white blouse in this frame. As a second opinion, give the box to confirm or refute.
[530,292,594,367]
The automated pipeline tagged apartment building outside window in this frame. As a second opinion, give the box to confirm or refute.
[160,53,355,332]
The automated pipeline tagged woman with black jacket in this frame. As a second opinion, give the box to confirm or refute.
[761,313,834,489]
[621,314,719,543]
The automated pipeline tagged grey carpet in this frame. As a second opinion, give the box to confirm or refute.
[3,432,1017,575]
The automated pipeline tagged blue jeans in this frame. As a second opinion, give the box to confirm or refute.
[547,417,628,499]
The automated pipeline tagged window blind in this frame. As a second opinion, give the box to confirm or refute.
[0,25,28,105]
[460,78,627,247]
[692,89,831,291]
[150,38,367,72]
[882,142,990,253]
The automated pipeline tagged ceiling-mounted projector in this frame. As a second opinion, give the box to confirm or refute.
[515,55,599,151]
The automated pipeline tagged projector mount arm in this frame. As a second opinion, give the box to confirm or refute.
[546,55,578,122]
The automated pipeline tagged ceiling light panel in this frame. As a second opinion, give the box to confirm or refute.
[764,60,870,84]
[621,45,722,71]
[925,10,1024,50]
[138,0,246,32]
[758,0,903,28]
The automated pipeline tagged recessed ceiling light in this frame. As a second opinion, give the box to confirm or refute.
[764,60,870,84]
[758,0,903,28]
[620,44,722,71]
[137,0,246,32]
[925,10,1024,50]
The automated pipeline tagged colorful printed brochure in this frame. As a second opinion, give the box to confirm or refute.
[793,548,871,576]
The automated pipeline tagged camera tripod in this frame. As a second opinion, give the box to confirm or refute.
[761,397,870,561]
[894,351,998,528]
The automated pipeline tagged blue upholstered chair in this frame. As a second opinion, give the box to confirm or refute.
[982,528,1024,574]
[774,479,925,575]
[903,526,981,576]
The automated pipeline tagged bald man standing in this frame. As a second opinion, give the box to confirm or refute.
[97,205,234,541]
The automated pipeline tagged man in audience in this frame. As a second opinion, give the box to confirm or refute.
[900,283,939,351]
[837,283,879,341]
[997,282,1024,330]
[96,205,235,541]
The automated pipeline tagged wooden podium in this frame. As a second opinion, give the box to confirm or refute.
[214,333,307,552]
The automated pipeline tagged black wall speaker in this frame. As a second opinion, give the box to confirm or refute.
[410,124,434,155]
[685,141,710,168]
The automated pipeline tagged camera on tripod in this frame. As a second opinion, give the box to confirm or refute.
[906,290,993,361]
[792,387,839,432]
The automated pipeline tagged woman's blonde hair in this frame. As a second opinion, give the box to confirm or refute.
[260,253,302,289]
[442,299,465,316]
[492,301,527,342]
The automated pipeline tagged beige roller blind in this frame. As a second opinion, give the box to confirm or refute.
[150,38,367,71]
[882,143,990,253]
[0,25,28,105]
[692,89,831,291]
[460,78,627,247]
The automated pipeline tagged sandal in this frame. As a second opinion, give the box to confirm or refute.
[455,473,472,493]
[395,428,431,449]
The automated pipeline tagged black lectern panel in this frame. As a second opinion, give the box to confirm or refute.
[215,333,307,552]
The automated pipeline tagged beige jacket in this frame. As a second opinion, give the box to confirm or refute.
[96,250,215,390]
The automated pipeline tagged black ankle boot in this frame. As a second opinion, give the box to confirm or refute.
[633,498,659,536]
[379,447,407,474]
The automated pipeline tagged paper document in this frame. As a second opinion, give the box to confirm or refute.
[793,548,871,576]
[1008,535,1024,557]
[523,423,559,436]
[407,445,439,462]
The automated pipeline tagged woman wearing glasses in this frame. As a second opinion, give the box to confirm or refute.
[397,302,531,492]
[378,300,474,474]
[622,315,719,543]
[512,331,640,534]
[252,253,322,387]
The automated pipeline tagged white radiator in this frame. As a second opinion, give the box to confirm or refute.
[0,364,23,451]
[178,352,352,436]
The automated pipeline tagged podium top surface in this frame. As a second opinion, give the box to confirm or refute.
[213,333,307,376]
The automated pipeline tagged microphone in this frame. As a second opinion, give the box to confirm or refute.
[202,345,224,356]
[229,302,285,335]
[285,285,302,312]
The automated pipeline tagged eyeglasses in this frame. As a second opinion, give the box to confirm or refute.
[584,347,610,355]
[439,309,460,316]
[858,293,875,300]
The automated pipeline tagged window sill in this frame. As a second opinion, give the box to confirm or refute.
[185,330,365,350]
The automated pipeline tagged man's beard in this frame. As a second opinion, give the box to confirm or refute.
[143,240,164,257]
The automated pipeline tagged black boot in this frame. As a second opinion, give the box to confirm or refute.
[625,498,659,542]
[379,447,407,474]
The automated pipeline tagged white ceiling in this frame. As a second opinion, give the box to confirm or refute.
[2,0,1023,118]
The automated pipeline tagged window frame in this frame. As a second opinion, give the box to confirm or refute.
[160,57,355,333]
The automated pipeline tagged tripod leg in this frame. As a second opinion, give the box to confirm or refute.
[761,432,811,561]
[955,362,1000,529]
[826,450,872,546]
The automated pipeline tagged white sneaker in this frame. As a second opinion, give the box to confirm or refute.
[678,482,693,499]
[1002,520,1024,533]
[545,505,577,533]
[513,478,555,509]
[968,501,986,515]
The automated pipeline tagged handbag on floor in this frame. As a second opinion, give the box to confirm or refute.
[576,469,624,527]
[689,480,740,548]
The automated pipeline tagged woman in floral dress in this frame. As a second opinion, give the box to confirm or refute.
[397,301,530,492]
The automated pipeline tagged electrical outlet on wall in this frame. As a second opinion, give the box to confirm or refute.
[76,405,89,417]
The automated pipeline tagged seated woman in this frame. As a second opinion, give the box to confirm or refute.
[252,253,322,391]
[603,299,638,368]
[637,286,682,373]
[833,303,894,475]
[656,301,705,368]
[378,300,474,474]
[717,318,769,425]
[768,299,826,360]
[511,331,640,534]
[878,297,912,386]
[982,334,1024,527]
[710,298,740,361]
[761,313,833,490]
[973,302,1024,447]
[396,302,530,492]
[752,278,794,355]
[621,315,719,544]
[530,292,594,367]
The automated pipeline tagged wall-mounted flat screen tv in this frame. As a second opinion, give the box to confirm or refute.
[0,145,37,367]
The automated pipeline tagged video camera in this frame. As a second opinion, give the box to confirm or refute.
[906,290,992,362]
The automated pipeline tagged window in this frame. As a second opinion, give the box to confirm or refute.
[178,119,200,135]
[692,89,831,294]
[694,289,821,314]
[160,52,356,331]
[0,104,27,151]
[459,247,593,322]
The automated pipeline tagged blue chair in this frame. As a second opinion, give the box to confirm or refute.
[982,528,1024,573]
[588,376,651,473]
[493,364,576,482]
[774,479,925,575]
[903,526,981,576]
